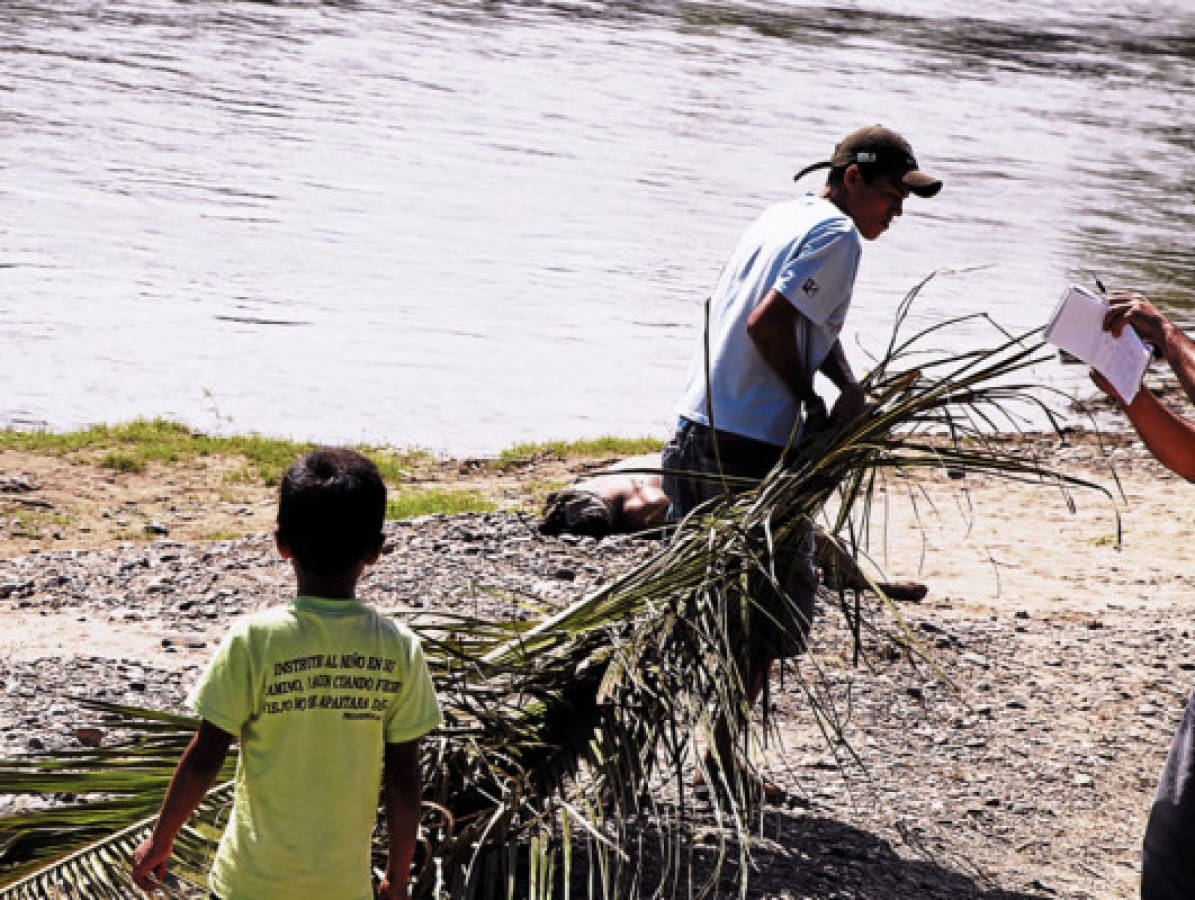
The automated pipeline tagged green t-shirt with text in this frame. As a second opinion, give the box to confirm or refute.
[187,595,441,900]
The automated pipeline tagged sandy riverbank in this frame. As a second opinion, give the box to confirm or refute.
[1,428,1192,898]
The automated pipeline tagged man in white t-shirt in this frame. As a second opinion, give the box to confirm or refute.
[661,125,942,797]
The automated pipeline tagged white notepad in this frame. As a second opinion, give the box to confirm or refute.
[1044,284,1151,403]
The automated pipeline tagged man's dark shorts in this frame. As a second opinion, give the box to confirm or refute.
[660,417,815,659]
[1143,683,1195,899]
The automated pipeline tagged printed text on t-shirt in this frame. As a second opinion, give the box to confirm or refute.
[263,653,402,720]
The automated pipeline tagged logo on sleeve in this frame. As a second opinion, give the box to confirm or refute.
[802,277,819,298]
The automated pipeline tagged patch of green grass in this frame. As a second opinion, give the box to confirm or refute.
[386,488,496,520]
[496,435,663,469]
[365,449,429,485]
[512,478,569,513]
[98,452,147,473]
[0,419,434,487]
[8,514,42,538]
[221,465,258,486]
[200,529,243,542]
[0,419,312,481]
[110,529,152,542]
[216,433,318,485]
[5,509,75,538]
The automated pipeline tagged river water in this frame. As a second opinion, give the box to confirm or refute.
[4,0,1194,454]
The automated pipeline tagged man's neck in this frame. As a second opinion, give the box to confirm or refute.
[822,185,848,217]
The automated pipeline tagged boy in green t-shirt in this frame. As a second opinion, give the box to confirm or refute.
[132,448,442,900]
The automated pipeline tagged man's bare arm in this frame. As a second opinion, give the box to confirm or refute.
[819,339,866,425]
[1092,371,1195,482]
[1123,387,1195,482]
[745,289,819,403]
[1096,293,1195,480]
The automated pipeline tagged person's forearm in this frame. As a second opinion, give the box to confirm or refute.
[819,340,868,425]
[745,327,822,401]
[132,721,232,891]
[745,290,819,403]
[150,726,230,844]
[819,340,858,392]
[384,741,422,890]
[1124,388,1195,482]
[1161,322,1195,409]
[749,329,817,401]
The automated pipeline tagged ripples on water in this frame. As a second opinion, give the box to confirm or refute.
[2,0,1193,453]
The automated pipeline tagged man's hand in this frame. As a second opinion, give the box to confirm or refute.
[131,836,172,894]
[1104,290,1170,350]
[803,395,830,434]
[829,382,866,426]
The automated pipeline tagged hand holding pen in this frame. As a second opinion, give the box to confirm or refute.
[1093,273,1167,359]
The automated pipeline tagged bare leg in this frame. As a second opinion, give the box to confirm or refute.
[699,654,784,801]
[710,654,770,770]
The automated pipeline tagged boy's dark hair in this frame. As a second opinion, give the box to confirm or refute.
[277,448,386,576]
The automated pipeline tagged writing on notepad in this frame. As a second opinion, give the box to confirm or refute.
[1045,284,1151,403]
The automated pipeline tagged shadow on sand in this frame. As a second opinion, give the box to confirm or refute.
[548,805,1054,899]
[721,809,1050,899]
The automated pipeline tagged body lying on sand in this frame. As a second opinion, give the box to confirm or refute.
[539,452,928,603]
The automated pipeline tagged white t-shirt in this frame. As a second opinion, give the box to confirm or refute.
[676,194,861,447]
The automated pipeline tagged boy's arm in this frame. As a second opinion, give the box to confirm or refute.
[131,720,233,893]
[378,738,423,900]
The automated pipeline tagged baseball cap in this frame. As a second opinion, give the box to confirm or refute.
[794,125,942,198]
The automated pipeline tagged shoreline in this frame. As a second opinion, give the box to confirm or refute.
[0,425,667,558]
[0,422,1181,689]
